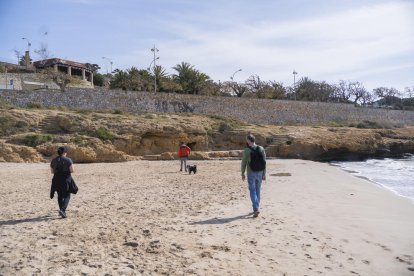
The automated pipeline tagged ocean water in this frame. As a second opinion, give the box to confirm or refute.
[332,155,414,202]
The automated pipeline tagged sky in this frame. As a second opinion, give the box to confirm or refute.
[0,0,413,93]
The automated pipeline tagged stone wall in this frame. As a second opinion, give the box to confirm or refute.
[0,73,60,90]
[1,88,413,126]
[0,73,92,91]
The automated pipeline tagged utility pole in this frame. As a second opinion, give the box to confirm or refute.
[151,45,159,92]
[293,70,298,101]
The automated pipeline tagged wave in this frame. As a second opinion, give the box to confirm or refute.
[332,155,414,203]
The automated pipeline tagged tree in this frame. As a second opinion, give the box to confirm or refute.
[226,81,248,97]
[34,43,52,64]
[172,62,210,94]
[41,68,71,92]
[348,81,371,105]
[269,81,287,99]
[332,80,353,103]
[13,49,21,65]
[373,87,400,99]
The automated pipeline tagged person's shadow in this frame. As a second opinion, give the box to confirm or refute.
[189,213,254,225]
[0,215,58,226]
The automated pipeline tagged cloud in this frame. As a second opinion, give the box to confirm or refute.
[142,1,414,89]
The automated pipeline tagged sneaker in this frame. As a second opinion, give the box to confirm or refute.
[59,210,67,218]
[253,211,260,218]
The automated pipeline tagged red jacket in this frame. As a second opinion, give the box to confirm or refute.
[178,145,191,157]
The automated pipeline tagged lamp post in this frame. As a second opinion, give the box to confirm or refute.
[147,57,159,72]
[21,37,31,52]
[293,70,298,101]
[230,68,242,81]
[151,45,159,92]
[101,57,113,74]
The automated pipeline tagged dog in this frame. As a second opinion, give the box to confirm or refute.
[187,164,197,175]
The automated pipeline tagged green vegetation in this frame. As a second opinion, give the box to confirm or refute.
[0,115,30,136]
[26,102,43,109]
[349,120,404,129]
[94,126,114,141]
[112,109,123,115]
[11,134,53,147]
[0,99,14,109]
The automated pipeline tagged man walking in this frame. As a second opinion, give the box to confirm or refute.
[50,146,77,218]
[178,142,191,172]
[241,134,266,218]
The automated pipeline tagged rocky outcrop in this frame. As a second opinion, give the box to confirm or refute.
[0,141,44,162]
[0,108,413,163]
[264,127,414,161]
[36,142,137,163]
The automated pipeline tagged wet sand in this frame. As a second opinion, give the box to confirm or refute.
[0,159,413,275]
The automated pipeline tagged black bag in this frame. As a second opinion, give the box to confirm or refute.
[249,146,266,171]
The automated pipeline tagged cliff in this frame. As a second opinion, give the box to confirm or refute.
[0,107,413,163]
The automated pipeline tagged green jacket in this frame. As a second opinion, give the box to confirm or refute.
[241,144,266,176]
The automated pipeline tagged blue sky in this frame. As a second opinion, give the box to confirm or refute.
[0,0,413,92]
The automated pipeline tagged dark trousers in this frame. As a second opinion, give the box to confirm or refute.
[58,193,71,212]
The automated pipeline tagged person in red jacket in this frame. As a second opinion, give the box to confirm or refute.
[178,142,191,172]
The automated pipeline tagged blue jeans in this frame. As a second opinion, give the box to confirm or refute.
[58,193,71,212]
[247,171,263,212]
[180,156,188,171]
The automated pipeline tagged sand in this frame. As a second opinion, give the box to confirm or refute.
[1,159,413,275]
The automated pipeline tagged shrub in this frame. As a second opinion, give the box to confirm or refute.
[353,120,402,129]
[95,126,114,141]
[11,134,53,147]
[71,135,83,144]
[0,99,14,109]
[218,122,232,133]
[26,102,43,109]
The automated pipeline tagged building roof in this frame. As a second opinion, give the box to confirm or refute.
[33,58,90,71]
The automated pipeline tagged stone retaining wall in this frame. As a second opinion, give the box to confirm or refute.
[1,88,413,125]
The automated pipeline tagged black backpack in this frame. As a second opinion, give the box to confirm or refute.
[249,146,266,171]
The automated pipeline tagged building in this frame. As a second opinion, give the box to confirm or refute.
[1,55,94,90]
[33,58,94,85]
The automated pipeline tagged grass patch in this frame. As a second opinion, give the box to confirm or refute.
[112,109,123,115]
[26,102,43,109]
[0,115,30,136]
[0,99,14,109]
[94,126,114,141]
[11,134,54,147]
[352,120,401,129]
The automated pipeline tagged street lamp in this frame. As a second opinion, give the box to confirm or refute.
[230,69,242,81]
[147,57,159,71]
[293,70,298,101]
[21,37,31,52]
[102,57,113,74]
[151,45,159,92]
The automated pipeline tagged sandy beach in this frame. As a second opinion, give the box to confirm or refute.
[1,159,413,275]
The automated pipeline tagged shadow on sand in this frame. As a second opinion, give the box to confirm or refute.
[0,215,59,226]
[189,213,254,225]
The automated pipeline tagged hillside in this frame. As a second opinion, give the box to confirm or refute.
[1,106,413,163]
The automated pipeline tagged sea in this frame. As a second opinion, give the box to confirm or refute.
[332,154,414,203]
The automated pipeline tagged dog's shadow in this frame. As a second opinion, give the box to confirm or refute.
[189,213,254,225]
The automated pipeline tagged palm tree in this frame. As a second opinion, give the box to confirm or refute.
[172,62,210,94]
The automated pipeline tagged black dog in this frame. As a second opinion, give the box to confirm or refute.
[187,164,197,175]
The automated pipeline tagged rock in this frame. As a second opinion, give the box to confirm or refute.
[0,142,44,162]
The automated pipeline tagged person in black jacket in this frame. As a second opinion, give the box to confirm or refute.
[50,146,77,218]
